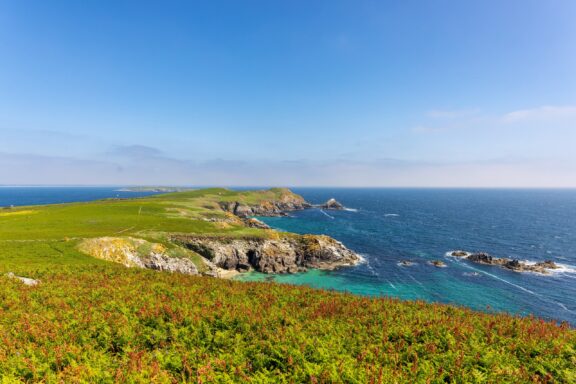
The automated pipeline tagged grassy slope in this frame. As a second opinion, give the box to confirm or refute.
[0,189,575,382]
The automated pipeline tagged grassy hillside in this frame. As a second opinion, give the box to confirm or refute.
[0,189,575,382]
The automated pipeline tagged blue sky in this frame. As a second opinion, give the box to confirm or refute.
[1,0,575,186]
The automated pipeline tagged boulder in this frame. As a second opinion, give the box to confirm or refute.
[6,272,40,286]
[244,218,271,229]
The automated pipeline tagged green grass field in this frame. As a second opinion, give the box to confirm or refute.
[0,189,575,382]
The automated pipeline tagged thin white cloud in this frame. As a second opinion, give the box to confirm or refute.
[1,151,575,187]
[502,105,576,123]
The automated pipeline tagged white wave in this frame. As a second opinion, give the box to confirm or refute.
[463,264,537,295]
[458,257,575,314]
[550,263,576,275]
[355,253,368,264]
[389,282,397,290]
[318,209,335,219]
[343,207,358,212]
[384,213,399,217]
[397,261,416,267]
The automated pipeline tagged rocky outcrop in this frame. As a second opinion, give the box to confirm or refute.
[220,200,311,218]
[79,237,199,275]
[320,198,345,210]
[173,234,360,274]
[6,272,40,286]
[429,260,447,268]
[219,189,312,217]
[244,218,271,229]
[450,250,560,274]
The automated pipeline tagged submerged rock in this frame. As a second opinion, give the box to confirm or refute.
[399,260,414,266]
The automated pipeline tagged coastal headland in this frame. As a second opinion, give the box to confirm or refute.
[0,188,575,382]
[1,187,359,277]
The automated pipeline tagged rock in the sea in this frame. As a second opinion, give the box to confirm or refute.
[399,260,414,266]
[535,260,560,269]
[173,234,360,274]
[460,251,560,274]
[468,252,496,264]
[430,260,447,268]
[321,198,344,210]
[451,250,468,257]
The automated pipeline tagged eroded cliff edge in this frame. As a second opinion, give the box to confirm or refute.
[173,234,360,274]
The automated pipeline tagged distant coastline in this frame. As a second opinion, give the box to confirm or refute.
[116,186,195,193]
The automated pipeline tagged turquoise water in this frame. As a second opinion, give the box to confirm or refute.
[236,188,576,324]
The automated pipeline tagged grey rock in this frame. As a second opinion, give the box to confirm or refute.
[6,272,40,286]
[143,253,198,275]
[174,234,360,274]
[244,218,271,229]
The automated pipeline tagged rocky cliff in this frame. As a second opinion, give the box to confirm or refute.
[173,234,360,274]
[79,237,199,275]
[219,189,311,217]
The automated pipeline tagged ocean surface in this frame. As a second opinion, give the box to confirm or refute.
[236,188,576,325]
[0,186,161,207]
[2,186,575,324]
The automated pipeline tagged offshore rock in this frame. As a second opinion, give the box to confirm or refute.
[459,251,560,274]
[321,198,345,210]
[173,234,360,274]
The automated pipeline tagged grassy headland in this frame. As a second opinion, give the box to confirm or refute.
[0,188,575,382]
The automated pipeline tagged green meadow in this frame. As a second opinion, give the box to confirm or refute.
[0,189,575,382]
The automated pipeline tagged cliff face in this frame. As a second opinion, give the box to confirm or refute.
[79,237,199,275]
[173,234,360,274]
[219,189,311,217]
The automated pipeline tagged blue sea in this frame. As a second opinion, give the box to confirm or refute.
[0,186,161,206]
[237,188,576,325]
[2,187,575,324]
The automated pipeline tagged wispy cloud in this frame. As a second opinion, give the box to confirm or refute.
[2,151,575,187]
[502,105,576,123]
